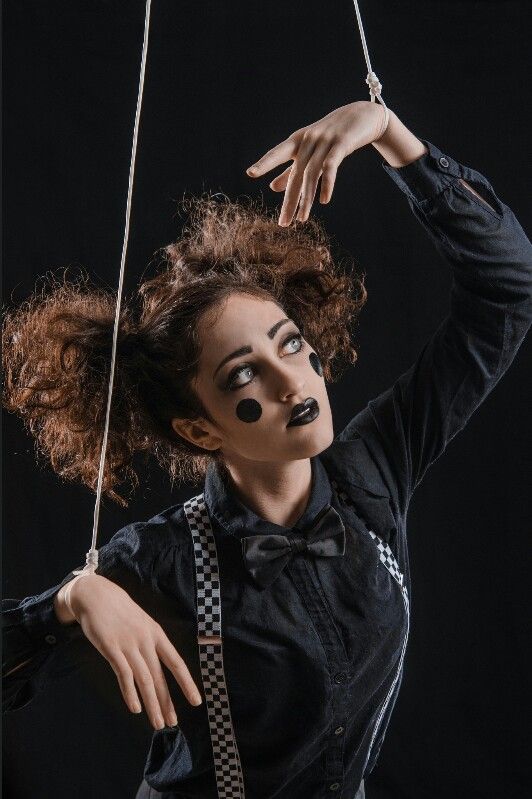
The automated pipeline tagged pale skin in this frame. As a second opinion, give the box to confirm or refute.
[8,100,492,731]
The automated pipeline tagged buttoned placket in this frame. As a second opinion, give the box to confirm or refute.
[286,553,350,795]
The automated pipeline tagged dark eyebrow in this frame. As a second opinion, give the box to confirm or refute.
[213,318,293,380]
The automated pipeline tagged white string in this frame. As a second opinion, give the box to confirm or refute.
[72,0,383,579]
[73,0,153,577]
[352,0,388,112]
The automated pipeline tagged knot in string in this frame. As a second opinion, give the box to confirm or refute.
[352,1,387,110]
[366,70,383,100]
[72,547,99,576]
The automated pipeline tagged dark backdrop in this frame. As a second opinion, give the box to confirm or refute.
[3,2,531,798]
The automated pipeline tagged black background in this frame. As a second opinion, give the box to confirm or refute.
[3,1,531,797]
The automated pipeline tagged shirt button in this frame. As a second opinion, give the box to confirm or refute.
[329,783,340,791]
[45,634,57,645]
[334,672,347,684]
[334,726,344,735]
[439,156,449,168]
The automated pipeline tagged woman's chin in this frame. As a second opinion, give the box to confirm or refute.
[282,424,335,459]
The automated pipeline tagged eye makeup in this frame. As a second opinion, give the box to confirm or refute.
[223,331,305,392]
[309,351,323,377]
[236,398,263,423]
[213,317,293,380]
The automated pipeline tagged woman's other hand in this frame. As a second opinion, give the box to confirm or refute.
[55,574,202,730]
[245,100,390,226]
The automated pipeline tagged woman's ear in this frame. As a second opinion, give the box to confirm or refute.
[171,416,223,451]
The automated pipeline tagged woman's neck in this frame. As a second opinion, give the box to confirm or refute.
[222,456,312,529]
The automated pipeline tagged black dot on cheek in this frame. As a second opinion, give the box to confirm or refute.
[309,352,323,377]
[236,398,263,423]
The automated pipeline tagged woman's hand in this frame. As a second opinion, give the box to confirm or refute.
[245,100,390,226]
[58,574,202,730]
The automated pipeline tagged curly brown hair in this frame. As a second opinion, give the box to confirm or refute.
[2,192,367,505]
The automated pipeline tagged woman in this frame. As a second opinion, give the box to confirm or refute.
[3,101,531,798]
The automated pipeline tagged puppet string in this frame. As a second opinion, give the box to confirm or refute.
[74,0,386,577]
[352,0,389,129]
[73,0,153,576]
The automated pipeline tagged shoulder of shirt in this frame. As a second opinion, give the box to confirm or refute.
[104,498,196,559]
[321,429,391,500]
[320,430,399,544]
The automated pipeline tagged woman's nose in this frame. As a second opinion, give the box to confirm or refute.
[275,363,306,400]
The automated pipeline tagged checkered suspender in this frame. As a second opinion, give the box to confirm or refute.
[330,479,410,767]
[183,493,246,799]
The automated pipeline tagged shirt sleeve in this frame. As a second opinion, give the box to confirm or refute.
[337,138,532,517]
[2,521,156,713]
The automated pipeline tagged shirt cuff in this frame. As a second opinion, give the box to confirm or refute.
[21,567,84,649]
[381,138,466,204]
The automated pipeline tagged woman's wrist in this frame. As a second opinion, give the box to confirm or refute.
[371,108,428,167]
[54,582,79,624]
[372,103,390,143]
[54,574,95,624]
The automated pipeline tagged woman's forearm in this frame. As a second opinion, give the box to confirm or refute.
[371,109,428,167]
[371,109,496,212]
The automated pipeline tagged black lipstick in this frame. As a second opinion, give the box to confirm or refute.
[286,397,320,428]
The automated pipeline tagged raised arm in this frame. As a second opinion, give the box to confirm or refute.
[340,130,532,514]
[371,108,499,213]
[245,102,532,516]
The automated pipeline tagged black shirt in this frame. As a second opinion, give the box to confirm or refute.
[3,138,532,799]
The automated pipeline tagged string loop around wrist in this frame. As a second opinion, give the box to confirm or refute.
[63,571,97,620]
[373,105,390,143]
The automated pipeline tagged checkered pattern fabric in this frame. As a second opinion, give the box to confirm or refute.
[367,533,404,590]
[184,493,246,798]
[330,478,410,767]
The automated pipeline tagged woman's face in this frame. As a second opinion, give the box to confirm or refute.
[173,292,334,464]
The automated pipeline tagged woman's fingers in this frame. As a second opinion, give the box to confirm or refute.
[140,645,179,728]
[278,142,345,222]
[246,102,387,220]
[156,632,203,708]
[69,577,198,730]
[278,132,321,225]
[319,143,345,205]
[296,140,335,222]
[269,165,292,192]
[109,650,145,717]
[260,132,345,224]
[246,136,298,178]
[107,630,201,731]
[128,650,169,730]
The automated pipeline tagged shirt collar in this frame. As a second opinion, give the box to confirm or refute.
[204,455,333,541]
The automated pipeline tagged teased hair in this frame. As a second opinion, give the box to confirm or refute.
[3,192,367,505]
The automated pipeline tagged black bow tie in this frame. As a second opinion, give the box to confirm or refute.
[241,503,346,589]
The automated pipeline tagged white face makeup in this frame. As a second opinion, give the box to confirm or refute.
[175,292,334,464]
